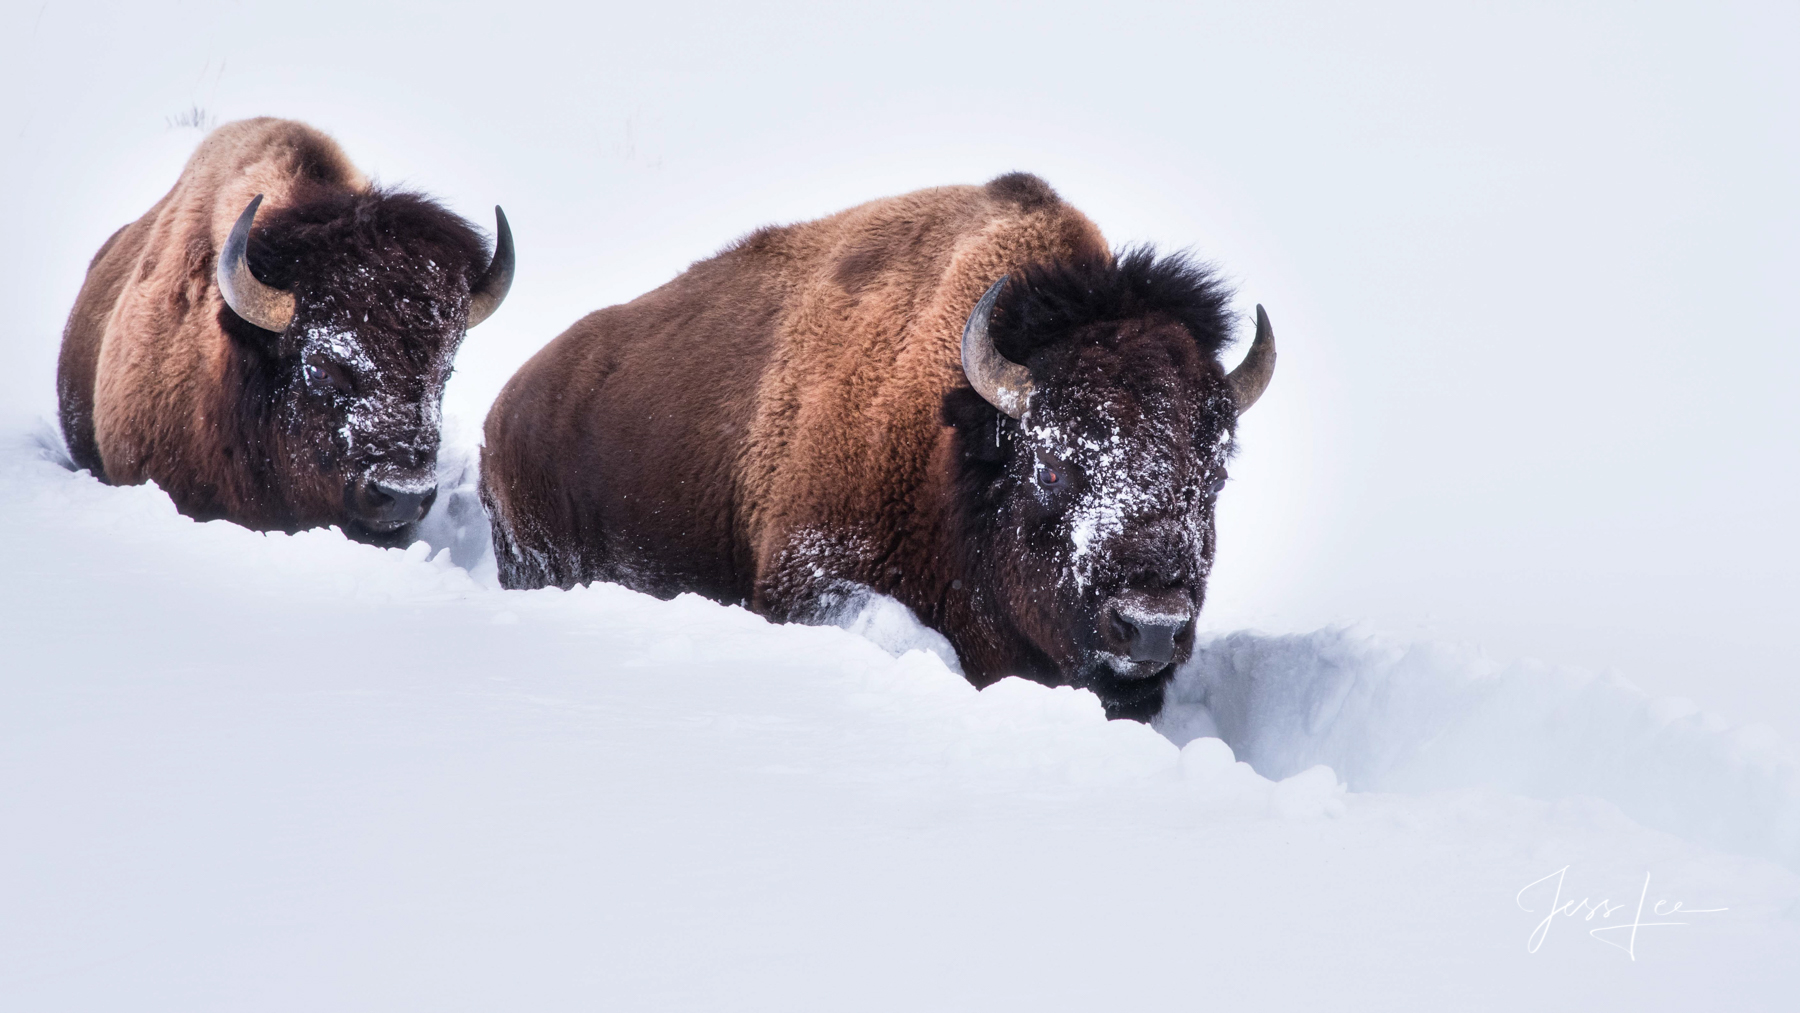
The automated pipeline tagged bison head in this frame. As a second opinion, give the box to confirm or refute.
[217,190,512,545]
[943,249,1274,720]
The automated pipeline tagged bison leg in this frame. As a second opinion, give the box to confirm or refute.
[750,525,885,626]
[482,482,571,591]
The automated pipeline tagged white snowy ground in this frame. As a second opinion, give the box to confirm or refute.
[4,423,1798,1012]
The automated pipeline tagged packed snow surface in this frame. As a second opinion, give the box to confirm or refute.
[3,425,1798,1011]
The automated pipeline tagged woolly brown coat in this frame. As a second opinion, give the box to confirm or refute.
[59,118,369,513]
[58,118,496,542]
[482,175,1114,665]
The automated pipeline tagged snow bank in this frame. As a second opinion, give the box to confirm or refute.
[19,418,1799,869]
[1160,629,1800,870]
[821,586,966,675]
[4,426,1798,1010]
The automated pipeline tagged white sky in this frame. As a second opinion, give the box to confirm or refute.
[3,0,1796,735]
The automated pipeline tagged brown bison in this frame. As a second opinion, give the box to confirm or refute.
[58,117,513,545]
[480,173,1272,720]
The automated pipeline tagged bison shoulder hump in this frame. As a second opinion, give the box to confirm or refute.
[983,172,1062,212]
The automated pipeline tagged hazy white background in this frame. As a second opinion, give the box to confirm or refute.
[4,0,1796,735]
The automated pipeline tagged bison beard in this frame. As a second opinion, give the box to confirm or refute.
[57,118,510,544]
[481,174,1271,721]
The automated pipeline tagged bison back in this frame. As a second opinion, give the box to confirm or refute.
[481,248,784,599]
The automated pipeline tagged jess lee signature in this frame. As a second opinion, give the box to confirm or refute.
[1516,867,1727,960]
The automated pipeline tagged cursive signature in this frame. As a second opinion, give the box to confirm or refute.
[1515,866,1727,960]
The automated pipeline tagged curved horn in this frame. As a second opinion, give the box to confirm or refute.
[1227,304,1277,413]
[216,194,295,333]
[466,206,514,328]
[960,276,1034,419]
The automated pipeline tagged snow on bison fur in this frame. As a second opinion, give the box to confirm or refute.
[480,174,1273,720]
[58,117,513,545]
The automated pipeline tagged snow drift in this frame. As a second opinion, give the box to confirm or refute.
[4,423,1798,1010]
[1161,630,1800,871]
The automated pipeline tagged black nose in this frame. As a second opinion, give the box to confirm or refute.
[1101,593,1194,669]
[353,478,435,529]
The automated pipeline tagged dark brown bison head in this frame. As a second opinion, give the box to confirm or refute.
[216,190,513,545]
[942,249,1274,720]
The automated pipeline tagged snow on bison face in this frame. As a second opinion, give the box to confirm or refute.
[946,251,1272,720]
[280,293,458,543]
[218,191,512,545]
[976,317,1235,719]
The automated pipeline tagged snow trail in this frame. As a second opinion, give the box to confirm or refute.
[1161,629,1800,870]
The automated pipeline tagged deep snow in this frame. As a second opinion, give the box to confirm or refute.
[4,423,1798,1011]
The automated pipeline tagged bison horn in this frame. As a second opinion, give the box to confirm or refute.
[960,276,1034,419]
[466,206,514,328]
[1226,304,1277,413]
[217,194,295,334]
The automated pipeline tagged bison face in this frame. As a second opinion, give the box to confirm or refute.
[221,191,511,546]
[957,318,1235,719]
[273,277,464,545]
[946,253,1274,720]
[219,191,512,545]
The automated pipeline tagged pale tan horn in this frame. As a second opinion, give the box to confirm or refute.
[1227,304,1277,413]
[960,276,1034,419]
[216,195,295,333]
[466,206,514,328]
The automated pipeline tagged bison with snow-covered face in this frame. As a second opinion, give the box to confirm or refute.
[943,257,1272,718]
[58,118,513,545]
[480,174,1272,720]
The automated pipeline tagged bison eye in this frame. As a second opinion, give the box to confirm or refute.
[1207,471,1229,497]
[303,355,354,395]
[1033,452,1074,490]
[1036,458,1073,489]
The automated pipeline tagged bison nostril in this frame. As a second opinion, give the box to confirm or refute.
[1127,620,1178,666]
[1108,609,1138,648]
[355,479,434,528]
[1100,593,1193,670]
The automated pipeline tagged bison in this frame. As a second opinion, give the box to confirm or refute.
[58,117,514,545]
[480,173,1272,720]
